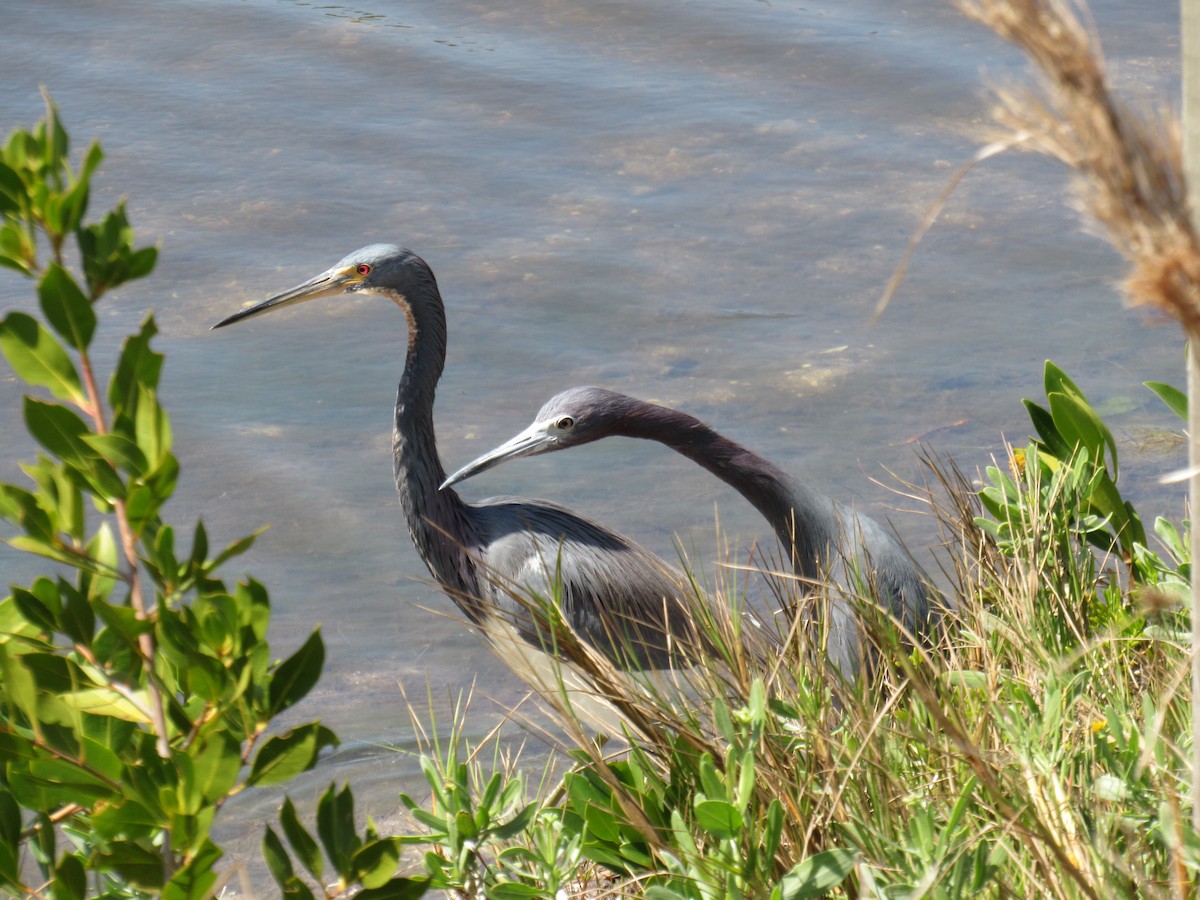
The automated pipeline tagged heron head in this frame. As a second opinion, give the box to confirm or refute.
[439,386,627,490]
[211,244,432,328]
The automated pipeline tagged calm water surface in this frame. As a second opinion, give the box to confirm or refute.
[0,0,1185,876]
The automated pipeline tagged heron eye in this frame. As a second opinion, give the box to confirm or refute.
[556,416,574,430]
[356,264,372,276]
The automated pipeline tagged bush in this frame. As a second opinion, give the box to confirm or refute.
[0,95,427,900]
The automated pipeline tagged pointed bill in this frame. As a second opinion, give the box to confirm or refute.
[211,264,357,329]
[440,421,558,489]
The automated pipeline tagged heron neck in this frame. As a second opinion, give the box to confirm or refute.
[389,284,485,620]
[618,404,836,578]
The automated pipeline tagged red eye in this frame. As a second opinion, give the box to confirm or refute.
[357,264,371,276]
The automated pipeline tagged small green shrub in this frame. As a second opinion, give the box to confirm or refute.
[0,95,426,900]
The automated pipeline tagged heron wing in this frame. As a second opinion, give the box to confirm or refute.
[470,497,700,669]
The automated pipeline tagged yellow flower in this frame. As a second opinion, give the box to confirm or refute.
[1010,447,1027,477]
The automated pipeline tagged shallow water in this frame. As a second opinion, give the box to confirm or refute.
[0,0,1186,880]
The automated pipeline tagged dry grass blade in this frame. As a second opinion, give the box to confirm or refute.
[874,135,1026,321]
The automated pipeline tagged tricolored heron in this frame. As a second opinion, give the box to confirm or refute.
[441,386,942,677]
[212,246,703,680]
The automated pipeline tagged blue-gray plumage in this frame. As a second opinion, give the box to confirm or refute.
[212,246,699,671]
[441,386,944,678]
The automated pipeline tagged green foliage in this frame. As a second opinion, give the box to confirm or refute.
[0,95,360,899]
[1014,360,1147,565]
[977,360,1189,639]
[263,786,428,899]
[393,694,545,896]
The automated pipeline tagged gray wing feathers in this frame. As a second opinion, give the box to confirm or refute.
[471,498,696,668]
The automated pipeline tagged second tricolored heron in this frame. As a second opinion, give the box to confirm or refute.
[441,386,943,677]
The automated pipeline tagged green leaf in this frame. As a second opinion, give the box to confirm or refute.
[83,432,149,476]
[20,456,85,539]
[778,848,859,900]
[0,160,28,213]
[97,840,167,889]
[762,799,783,871]
[491,803,537,841]
[161,840,221,900]
[281,796,324,882]
[247,724,338,788]
[7,535,79,568]
[1048,391,1118,475]
[0,221,36,276]
[78,735,124,783]
[694,799,743,838]
[263,826,296,887]
[268,629,325,716]
[12,584,59,632]
[78,202,158,296]
[52,853,86,900]
[939,669,989,690]
[91,597,153,650]
[748,677,766,723]
[735,749,756,812]
[488,884,552,899]
[66,142,102,227]
[40,95,70,178]
[82,521,121,599]
[404,804,449,836]
[710,696,729,748]
[0,789,21,856]
[185,731,242,806]
[1145,380,1187,420]
[23,758,118,806]
[0,643,39,724]
[454,808,478,842]
[211,528,262,571]
[22,651,82,695]
[134,385,172,470]
[57,687,153,724]
[698,753,725,801]
[644,885,691,900]
[109,315,162,414]
[23,398,125,501]
[1043,359,1085,398]
[0,483,55,542]
[0,312,84,404]
[1155,516,1187,560]
[234,578,272,645]
[317,783,359,879]
[24,397,91,463]
[354,876,430,900]
[38,264,95,351]
[353,837,402,889]
[128,246,159,281]
[1022,399,1070,459]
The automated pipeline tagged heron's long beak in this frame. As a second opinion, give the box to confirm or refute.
[211,265,357,329]
[440,422,558,490]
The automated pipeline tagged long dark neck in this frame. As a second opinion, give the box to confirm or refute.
[618,403,838,579]
[389,282,485,621]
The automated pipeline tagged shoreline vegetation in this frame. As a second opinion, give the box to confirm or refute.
[2,0,1198,896]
